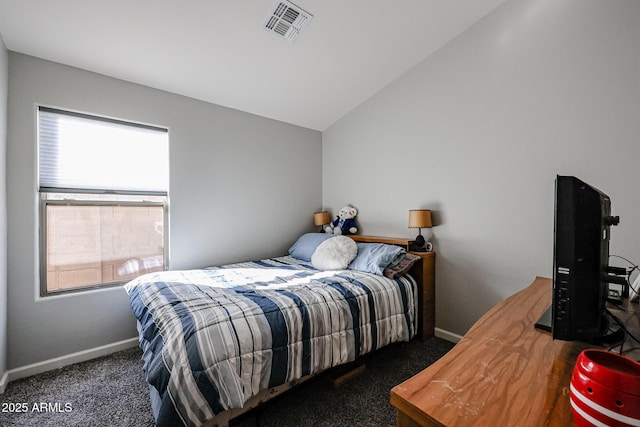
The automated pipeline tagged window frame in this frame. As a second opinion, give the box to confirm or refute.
[37,106,170,297]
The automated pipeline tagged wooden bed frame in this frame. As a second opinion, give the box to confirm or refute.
[197,235,435,427]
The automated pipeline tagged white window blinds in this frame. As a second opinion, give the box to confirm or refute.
[38,107,169,195]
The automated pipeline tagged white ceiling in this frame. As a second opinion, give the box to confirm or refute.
[0,0,508,131]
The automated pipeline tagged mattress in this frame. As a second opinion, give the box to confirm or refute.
[125,255,417,427]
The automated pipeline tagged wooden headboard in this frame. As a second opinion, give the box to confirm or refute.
[348,235,435,341]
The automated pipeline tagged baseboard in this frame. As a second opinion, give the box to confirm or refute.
[0,370,8,394]
[434,327,463,343]
[1,337,139,393]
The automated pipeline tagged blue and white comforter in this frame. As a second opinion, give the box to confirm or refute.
[125,256,417,427]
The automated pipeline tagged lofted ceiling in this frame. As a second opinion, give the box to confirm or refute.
[0,0,508,131]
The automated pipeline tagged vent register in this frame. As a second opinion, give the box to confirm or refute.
[263,0,312,42]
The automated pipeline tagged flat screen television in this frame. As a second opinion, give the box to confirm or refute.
[536,175,623,343]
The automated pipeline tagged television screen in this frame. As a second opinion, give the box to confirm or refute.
[536,176,622,343]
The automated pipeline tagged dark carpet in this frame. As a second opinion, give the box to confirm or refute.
[0,337,454,427]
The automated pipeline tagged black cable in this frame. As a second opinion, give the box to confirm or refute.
[605,328,626,354]
[606,308,640,344]
[604,312,626,353]
[620,346,640,362]
[610,254,639,269]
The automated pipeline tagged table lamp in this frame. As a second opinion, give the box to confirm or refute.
[409,209,432,250]
[314,211,331,232]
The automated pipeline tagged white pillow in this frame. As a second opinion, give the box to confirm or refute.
[311,236,358,270]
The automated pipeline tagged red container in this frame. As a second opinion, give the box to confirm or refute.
[570,349,640,426]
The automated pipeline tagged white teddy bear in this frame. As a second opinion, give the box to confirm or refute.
[325,205,358,235]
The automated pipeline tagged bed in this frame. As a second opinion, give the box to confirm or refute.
[125,234,426,427]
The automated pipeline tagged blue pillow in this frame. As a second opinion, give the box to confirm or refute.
[288,233,337,261]
[348,243,405,275]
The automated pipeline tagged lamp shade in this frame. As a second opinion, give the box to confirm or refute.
[408,209,432,229]
[314,211,331,226]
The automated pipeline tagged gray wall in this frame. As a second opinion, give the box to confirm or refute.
[6,53,322,369]
[323,0,640,337]
[0,35,8,382]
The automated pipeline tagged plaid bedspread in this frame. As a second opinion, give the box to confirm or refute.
[125,256,417,427]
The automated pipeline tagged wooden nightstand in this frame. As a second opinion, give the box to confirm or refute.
[348,235,435,340]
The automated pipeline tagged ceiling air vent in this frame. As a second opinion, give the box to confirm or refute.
[263,0,313,42]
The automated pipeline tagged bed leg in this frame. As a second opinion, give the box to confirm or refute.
[329,363,366,388]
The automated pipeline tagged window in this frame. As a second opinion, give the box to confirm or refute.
[38,106,169,296]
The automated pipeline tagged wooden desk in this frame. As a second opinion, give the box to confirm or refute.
[390,276,640,426]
